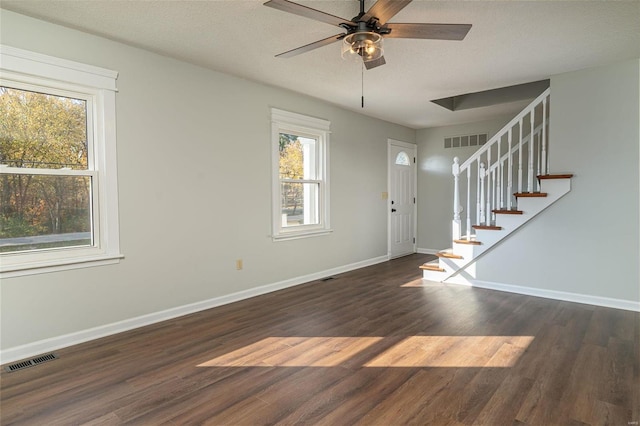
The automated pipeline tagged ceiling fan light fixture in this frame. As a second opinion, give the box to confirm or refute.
[341,32,384,63]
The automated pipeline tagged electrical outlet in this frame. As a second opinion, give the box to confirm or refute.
[236,259,243,270]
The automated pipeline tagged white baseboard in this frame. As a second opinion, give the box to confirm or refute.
[417,248,440,255]
[445,276,640,312]
[0,255,389,365]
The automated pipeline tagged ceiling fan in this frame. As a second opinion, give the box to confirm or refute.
[264,0,472,70]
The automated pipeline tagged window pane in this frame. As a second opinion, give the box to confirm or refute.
[280,182,319,227]
[0,86,88,170]
[279,133,316,180]
[395,151,410,166]
[0,174,92,253]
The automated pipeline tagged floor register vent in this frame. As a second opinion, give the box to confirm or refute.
[5,353,58,372]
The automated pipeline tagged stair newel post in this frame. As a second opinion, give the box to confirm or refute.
[542,96,548,175]
[528,110,535,192]
[452,157,462,240]
[476,158,481,226]
[518,119,523,193]
[466,166,471,237]
[507,128,513,210]
[479,162,486,225]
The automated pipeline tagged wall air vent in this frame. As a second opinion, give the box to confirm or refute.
[4,353,58,372]
[444,133,487,149]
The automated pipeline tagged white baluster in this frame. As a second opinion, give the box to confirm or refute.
[492,169,497,224]
[498,136,503,209]
[487,139,492,210]
[507,128,513,210]
[479,162,486,225]
[452,157,461,240]
[518,119,523,193]
[536,133,541,191]
[466,167,471,238]
[542,97,548,175]
[476,158,481,226]
[485,166,490,223]
[528,110,535,192]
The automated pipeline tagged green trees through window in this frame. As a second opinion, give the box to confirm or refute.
[0,86,92,253]
[279,132,319,227]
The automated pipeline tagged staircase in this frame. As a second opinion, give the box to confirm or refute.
[421,88,573,282]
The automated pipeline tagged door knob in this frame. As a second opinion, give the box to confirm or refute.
[391,208,397,212]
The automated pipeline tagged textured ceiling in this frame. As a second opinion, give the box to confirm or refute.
[2,0,639,129]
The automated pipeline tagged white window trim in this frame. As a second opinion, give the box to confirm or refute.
[0,45,123,278]
[271,108,331,241]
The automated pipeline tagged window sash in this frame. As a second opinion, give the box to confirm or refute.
[1,81,96,171]
[0,167,96,177]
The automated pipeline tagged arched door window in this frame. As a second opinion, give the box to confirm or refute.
[395,151,410,166]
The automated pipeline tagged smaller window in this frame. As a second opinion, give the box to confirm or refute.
[271,108,331,240]
[395,151,411,166]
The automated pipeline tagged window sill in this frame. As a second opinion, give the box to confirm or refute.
[272,229,333,242]
[0,253,124,279]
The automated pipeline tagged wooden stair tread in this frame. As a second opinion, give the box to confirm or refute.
[538,174,574,180]
[420,262,445,272]
[472,225,502,230]
[436,250,463,260]
[514,192,547,198]
[492,209,523,215]
[454,239,482,245]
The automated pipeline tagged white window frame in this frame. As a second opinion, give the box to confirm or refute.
[0,45,122,277]
[271,108,331,241]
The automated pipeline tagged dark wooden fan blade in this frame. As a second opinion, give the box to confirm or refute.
[275,34,345,58]
[384,23,472,40]
[362,0,412,25]
[264,0,355,28]
[364,56,386,70]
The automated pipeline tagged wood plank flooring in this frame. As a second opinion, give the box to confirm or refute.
[1,254,638,425]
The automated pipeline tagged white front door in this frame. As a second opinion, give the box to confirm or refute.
[388,140,416,258]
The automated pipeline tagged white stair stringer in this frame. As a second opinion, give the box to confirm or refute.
[422,177,572,282]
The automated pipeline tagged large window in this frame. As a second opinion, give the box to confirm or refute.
[271,108,330,240]
[0,45,121,277]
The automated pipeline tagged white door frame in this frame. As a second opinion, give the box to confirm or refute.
[387,139,417,258]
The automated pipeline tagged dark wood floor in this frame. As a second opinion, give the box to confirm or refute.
[1,254,638,425]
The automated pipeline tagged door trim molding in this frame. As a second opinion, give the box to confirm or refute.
[387,139,417,258]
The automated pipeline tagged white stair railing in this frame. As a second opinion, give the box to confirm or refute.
[452,88,550,240]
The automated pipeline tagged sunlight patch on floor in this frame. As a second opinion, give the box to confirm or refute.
[198,337,383,367]
[401,278,429,287]
[363,335,534,367]
[197,335,534,368]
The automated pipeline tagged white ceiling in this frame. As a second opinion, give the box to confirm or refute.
[2,0,639,129]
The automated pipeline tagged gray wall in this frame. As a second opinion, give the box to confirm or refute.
[470,59,640,302]
[415,116,512,251]
[0,10,415,351]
